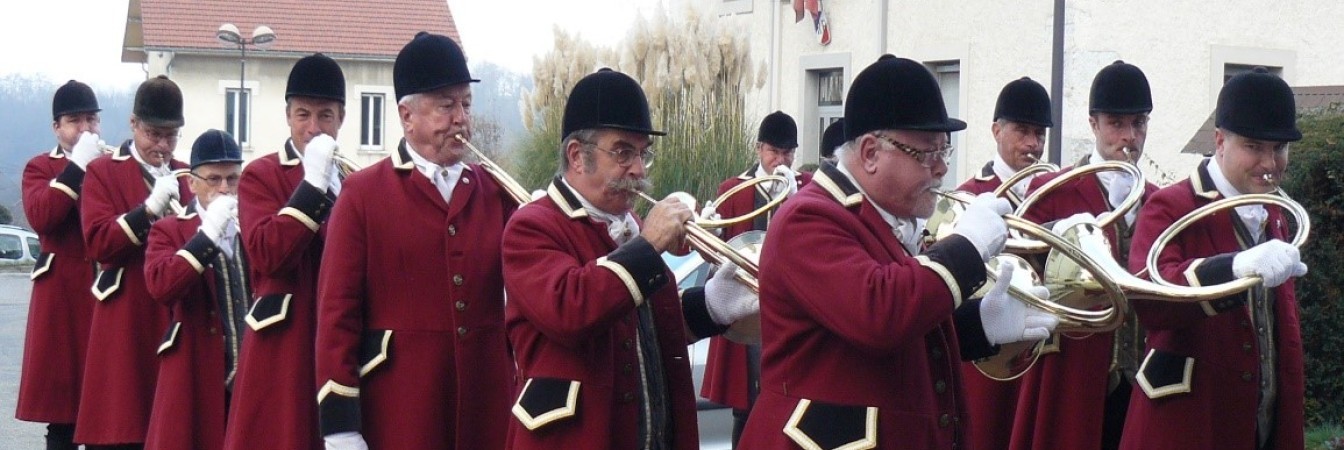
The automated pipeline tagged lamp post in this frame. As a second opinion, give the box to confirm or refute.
[216,23,276,144]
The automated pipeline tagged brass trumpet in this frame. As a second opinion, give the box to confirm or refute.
[167,168,192,217]
[1009,160,1147,253]
[454,134,532,205]
[332,151,362,179]
[632,174,790,293]
[991,155,1059,199]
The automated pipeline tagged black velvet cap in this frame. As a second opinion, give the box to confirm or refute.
[561,68,664,139]
[844,55,966,140]
[134,75,184,128]
[393,32,478,101]
[820,119,845,158]
[1089,60,1152,115]
[1217,67,1301,142]
[994,77,1053,127]
[52,80,100,121]
[287,53,347,104]
[190,129,243,169]
[757,111,798,149]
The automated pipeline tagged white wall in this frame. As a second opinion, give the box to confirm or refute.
[732,0,1344,183]
[145,52,399,168]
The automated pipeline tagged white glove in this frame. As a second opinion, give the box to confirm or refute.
[699,201,722,237]
[1051,212,1098,236]
[303,134,338,191]
[771,165,798,197]
[1232,240,1308,288]
[70,131,102,170]
[704,261,759,326]
[199,195,238,244]
[144,174,180,217]
[324,432,369,450]
[1105,173,1137,226]
[980,264,1058,345]
[953,193,1011,262]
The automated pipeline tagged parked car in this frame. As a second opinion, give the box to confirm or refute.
[0,225,40,263]
[664,251,732,450]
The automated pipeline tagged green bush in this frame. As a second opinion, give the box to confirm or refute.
[1283,105,1344,426]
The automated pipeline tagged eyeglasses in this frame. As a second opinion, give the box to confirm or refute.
[137,124,181,145]
[872,133,955,168]
[584,142,656,168]
[191,172,241,187]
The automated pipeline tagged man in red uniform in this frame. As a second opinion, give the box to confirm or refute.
[955,76,1053,450]
[17,80,102,450]
[701,110,812,447]
[144,129,247,450]
[314,32,515,449]
[226,53,346,450]
[1013,61,1158,450]
[1120,67,1307,450]
[738,55,1057,450]
[501,68,759,450]
[77,75,191,450]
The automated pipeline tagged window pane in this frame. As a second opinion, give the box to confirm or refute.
[27,237,39,259]
[361,95,371,145]
[0,235,20,260]
[225,91,237,138]
[239,90,250,144]
[372,96,382,146]
[818,70,843,106]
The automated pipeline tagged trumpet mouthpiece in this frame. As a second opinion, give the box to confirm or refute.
[453,134,467,143]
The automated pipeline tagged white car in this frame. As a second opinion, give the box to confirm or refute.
[0,225,40,263]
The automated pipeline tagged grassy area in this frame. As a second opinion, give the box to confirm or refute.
[1308,423,1344,450]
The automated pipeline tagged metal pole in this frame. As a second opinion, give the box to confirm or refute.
[238,42,246,144]
[1049,0,1065,165]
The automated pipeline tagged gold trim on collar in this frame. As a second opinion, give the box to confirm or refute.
[547,182,589,219]
[1190,159,1220,200]
[814,170,864,207]
[112,144,132,161]
[392,141,415,171]
[280,140,301,166]
[48,146,66,159]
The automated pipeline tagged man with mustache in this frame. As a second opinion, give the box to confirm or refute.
[1120,67,1308,450]
[955,76,1054,450]
[500,68,759,450]
[16,80,102,450]
[700,110,811,448]
[76,75,191,450]
[314,32,515,449]
[737,55,1057,450]
[1012,61,1159,450]
[226,53,346,450]
[143,129,247,450]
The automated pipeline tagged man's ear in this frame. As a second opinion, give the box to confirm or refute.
[858,134,882,174]
[564,139,585,173]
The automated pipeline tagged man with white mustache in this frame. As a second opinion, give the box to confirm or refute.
[1012,61,1160,450]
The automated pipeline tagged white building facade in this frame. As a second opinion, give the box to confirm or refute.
[720,0,1344,184]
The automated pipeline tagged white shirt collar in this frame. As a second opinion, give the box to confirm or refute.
[404,141,464,190]
[560,176,640,244]
[130,141,172,178]
[992,153,1029,198]
[836,160,926,254]
[1207,156,1266,241]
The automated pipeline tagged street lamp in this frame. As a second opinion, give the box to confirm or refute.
[216,23,276,144]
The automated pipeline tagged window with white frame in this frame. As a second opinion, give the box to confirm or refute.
[927,60,961,189]
[815,69,844,158]
[361,93,385,150]
[225,88,251,146]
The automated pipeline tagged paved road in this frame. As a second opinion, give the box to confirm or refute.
[0,272,45,448]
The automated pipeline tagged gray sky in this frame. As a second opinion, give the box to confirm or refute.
[0,0,671,90]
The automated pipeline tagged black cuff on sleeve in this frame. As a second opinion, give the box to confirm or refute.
[607,236,670,297]
[319,393,362,436]
[1194,254,1246,313]
[953,299,1000,361]
[125,205,154,241]
[184,231,221,264]
[681,287,729,339]
[55,162,86,194]
[286,180,336,224]
[924,235,989,299]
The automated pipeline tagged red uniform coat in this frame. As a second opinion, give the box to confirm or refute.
[76,142,189,444]
[738,164,996,450]
[1119,160,1303,450]
[314,142,515,449]
[16,146,95,424]
[701,165,811,411]
[1012,157,1156,450]
[954,161,1023,450]
[144,210,245,450]
[501,179,701,450]
[225,141,327,450]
